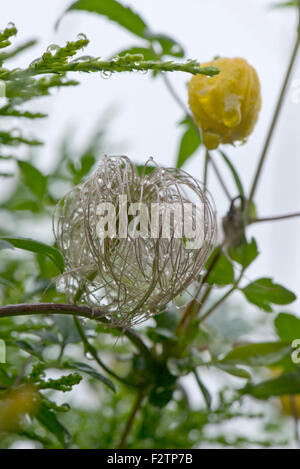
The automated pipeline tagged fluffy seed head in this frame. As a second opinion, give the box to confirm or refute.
[54,156,216,327]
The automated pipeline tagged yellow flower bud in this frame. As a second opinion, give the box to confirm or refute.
[188,57,261,150]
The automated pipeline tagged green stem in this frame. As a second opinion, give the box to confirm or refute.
[1,59,219,81]
[73,316,136,388]
[247,8,300,217]
[199,269,244,324]
[118,389,145,449]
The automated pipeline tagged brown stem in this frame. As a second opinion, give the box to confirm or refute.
[0,302,155,366]
[0,302,106,320]
[250,211,300,224]
[176,245,223,334]
[118,390,145,449]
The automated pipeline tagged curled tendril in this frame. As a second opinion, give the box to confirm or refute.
[53,155,216,327]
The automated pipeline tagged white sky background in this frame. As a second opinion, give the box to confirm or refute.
[1,0,300,312]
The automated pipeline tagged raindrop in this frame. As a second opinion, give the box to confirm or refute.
[56,277,66,293]
[7,22,16,29]
[47,44,60,55]
[77,33,87,41]
[100,70,112,79]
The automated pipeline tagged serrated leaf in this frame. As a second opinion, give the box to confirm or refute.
[221,342,291,367]
[229,237,259,269]
[176,120,201,168]
[64,0,149,38]
[242,278,296,312]
[18,161,47,199]
[243,369,300,399]
[0,237,64,273]
[69,361,116,392]
[205,248,234,286]
[274,313,300,341]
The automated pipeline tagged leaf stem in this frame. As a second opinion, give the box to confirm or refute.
[118,389,145,449]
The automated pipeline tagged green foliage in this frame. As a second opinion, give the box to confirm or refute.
[176,117,201,168]
[275,312,300,341]
[241,278,296,312]
[221,342,291,367]
[229,237,259,269]
[243,369,300,399]
[205,248,235,286]
[0,0,299,449]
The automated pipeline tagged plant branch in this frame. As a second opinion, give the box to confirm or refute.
[73,316,136,388]
[247,8,300,216]
[250,211,300,223]
[0,302,156,367]
[1,58,219,81]
[118,389,145,449]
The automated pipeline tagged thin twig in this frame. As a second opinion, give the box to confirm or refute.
[118,390,145,449]
[0,302,156,367]
[12,357,32,388]
[208,151,232,201]
[250,211,300,223]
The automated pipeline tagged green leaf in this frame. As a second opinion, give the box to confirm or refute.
[218,150,245,198]
[64,0,149,38]
[243,369,300,399]
[241,278,296,312]
[221,342,291,367]
[0,237,65,273]
[69,361,116,392]
[194,371,212,409]
[148,34,184,58]
[229,237,259,269]
[176,119,201,168]
[18,161,47,199]
[205,248,234,286]
[15,339,44,360]
[53,316,82,345]
[36,401,71,446]
[274,313,300,342]
[215,363,251,379]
